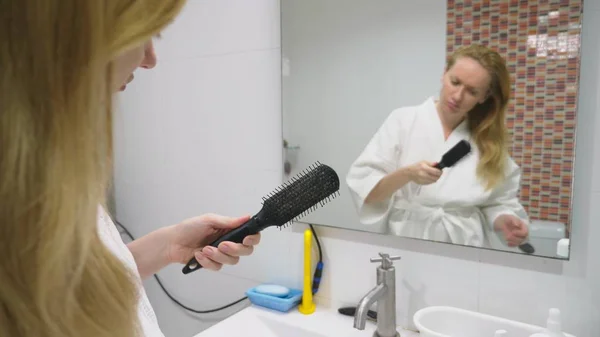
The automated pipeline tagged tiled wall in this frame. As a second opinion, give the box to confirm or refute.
[446,0,583,233]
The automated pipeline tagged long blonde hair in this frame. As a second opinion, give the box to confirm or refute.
[0,1,185,336]
[446,44,511,190]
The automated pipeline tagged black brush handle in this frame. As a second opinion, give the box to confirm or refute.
[181,217,260,274]
[518,242,535,254]
[338,307,377,321]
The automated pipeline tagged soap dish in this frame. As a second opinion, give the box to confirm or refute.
[246,286,303,312]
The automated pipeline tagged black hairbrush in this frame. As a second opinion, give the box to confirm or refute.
[182,162,340,274]
[434,139,472,169]
[518,242,535,254]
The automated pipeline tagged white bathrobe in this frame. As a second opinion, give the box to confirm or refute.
[346,97,528,248]
[97,206,165,337]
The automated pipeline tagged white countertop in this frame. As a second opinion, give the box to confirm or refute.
[193,304,419,337]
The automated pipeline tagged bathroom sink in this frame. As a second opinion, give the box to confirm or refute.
[193,304,419,337]
[249,316,329,337]
[414,306,575,337]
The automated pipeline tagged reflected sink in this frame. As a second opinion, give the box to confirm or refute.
[414,306,576,337]
[193,304,419,337]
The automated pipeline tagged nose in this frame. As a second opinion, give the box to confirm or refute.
[452,87,464,103]
[140,41,157,69]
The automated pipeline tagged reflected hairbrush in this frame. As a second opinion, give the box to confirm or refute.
[518,242,535,254]
[182,162,340,274]
[434,139,472,169]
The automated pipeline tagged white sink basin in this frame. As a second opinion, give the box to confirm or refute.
[247,315,329,337]
[193,304,419,337]
[414,306,575,337]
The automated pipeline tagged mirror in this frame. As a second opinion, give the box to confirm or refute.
[281,0,583,259]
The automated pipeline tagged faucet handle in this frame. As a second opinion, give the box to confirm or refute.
[370,253,401,269]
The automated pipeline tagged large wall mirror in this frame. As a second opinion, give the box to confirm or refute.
[281,0,583,259]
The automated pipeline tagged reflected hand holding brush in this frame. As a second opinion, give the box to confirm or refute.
[414,139,472,193]
[433,139,472,170]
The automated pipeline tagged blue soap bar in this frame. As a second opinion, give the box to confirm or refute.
[253,284,290,298]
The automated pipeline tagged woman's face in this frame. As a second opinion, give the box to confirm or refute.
[439,56,491,119]
[111,40,157,92]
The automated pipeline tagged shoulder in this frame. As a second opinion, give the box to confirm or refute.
[96,206,138,269]
[390,97,433,118]
[385,96,434,127]
[505,154,521,175]
[97,206,120,238]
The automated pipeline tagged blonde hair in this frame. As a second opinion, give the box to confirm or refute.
[0,1,185,337]
[446,44,511,190]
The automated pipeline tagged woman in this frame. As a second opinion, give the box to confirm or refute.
[0,1,260,337]
[346,44,529,249]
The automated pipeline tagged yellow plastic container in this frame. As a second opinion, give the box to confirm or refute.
[298,229,315,314]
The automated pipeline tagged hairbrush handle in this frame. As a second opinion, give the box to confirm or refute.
[434,140,471,170]
[181,217,260,274]
[518,242,535,254]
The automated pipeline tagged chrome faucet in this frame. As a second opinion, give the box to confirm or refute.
[353,253,401,337]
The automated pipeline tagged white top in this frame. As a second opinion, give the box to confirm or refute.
[346,97,528,248]
[97,206,165,337]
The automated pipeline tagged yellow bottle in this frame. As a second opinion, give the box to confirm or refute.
[298,229,316,314]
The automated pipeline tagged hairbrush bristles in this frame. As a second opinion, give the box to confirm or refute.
[262,162,339,228]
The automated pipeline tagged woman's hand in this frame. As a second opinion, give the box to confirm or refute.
[167,213,261,271]
[407,161,442,185]
[364,161,442,204]
[493,214,529,247]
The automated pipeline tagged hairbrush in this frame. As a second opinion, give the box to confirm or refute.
[338,306,377,322]
[434,139,472,169]
[182,162,340,274]
[518,242,535,254]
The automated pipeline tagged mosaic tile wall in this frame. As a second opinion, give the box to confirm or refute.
[446,0,582,234]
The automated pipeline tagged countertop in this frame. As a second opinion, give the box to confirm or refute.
[193,303,419,337]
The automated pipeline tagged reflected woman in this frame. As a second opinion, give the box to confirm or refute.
[346,44,529,248]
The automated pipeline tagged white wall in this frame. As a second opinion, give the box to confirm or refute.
[114,1,600,337]
[112,2,285,336]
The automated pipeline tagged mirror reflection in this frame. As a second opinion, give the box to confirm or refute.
[281,0,582,259]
